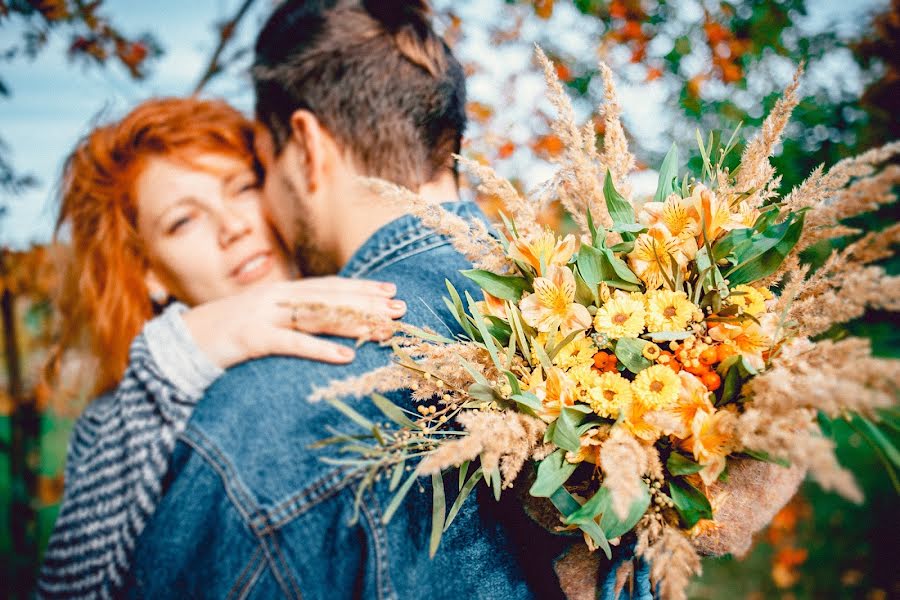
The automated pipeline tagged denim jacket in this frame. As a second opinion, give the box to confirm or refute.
[127,202,652,600]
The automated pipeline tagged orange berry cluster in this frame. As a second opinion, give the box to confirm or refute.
[666,338,735,392]
[592,351,619,373]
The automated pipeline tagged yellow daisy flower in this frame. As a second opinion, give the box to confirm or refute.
[627,230,679,290]
[632,364,681,409]
[593,291,646,338]
[550,332,597,370]
[520,265,592,334]
[726,285,767,317]
[645,289,697,332]
[508,229,576,276]
[587,371,632,418]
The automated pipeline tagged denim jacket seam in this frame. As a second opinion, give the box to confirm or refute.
[343,230,432,278]
[361,239,453,277]
[238,557,267,600]
[179,425,262,531]
[360,489,395,600]
[262,531,304,600]
[227,545,264,600]
[258,467,354,534]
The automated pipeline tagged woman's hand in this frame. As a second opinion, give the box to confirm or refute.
[181,277,405,368]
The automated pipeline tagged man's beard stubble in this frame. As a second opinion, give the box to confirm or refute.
[280,170,340,277]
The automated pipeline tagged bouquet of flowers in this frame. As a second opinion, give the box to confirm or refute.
[313,47,899,599]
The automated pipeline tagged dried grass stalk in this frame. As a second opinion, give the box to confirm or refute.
[636,525,702,600]
[599,427,649,519]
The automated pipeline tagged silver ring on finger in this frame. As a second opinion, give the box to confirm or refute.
[290,304,302,331]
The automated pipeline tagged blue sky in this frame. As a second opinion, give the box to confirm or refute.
[0,0,887,249]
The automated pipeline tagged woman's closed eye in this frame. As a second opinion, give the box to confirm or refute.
[166,211,196,235]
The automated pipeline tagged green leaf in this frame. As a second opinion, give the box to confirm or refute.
[325,398,375,431]
[486,316,512,347]
[716,355,755,405]
[669,478,713,528]
[614,338,652,374]
[461,269,531,302]
[552,407,586,453]
[530,449,578,497]
[725,212,806,286]
[511,391,542,415]
[549,487,611,558]
[466,292,503,371]
[491,468,502,501]
[608,241,635,254]
[383,469,419,524]
[445,468,483,531]
[654,143,679,202]
[667,452,705,476]
[849,413,900,469]
[599,484,650,539]
[601,248,641,287]
[604,171,637,241]
[389,460,406,492]
[371,393,419,429]
[444,280,477,339]
[430,472,446,557]
[468,383,499,402]
[742,449,791,468]
[576,244,605,289]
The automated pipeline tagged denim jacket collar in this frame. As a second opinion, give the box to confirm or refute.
[339,200,483,279]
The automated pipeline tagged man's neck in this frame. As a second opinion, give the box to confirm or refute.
[332,173,461,269]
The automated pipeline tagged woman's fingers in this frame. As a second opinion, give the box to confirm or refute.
[280,301,398,341]
[266,327,357,363]
[280,291,406,320]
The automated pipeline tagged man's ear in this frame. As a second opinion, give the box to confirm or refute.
[289,109,329,195]
[144,268,171,305]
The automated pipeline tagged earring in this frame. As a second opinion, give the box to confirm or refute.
[150,289,168,304]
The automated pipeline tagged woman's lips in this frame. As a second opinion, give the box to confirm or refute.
[231,251,274,285]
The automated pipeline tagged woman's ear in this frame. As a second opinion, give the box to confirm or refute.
[144,269,171,305]
[288,109,329,195]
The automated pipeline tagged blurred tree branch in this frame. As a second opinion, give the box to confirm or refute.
[193,0,258,94]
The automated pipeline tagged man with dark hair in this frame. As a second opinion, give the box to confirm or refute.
[128,2,646,598]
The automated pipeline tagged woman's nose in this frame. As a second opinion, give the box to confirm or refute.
[218,208,252,247]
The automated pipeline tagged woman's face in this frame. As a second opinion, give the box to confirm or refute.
[135,152,293,306]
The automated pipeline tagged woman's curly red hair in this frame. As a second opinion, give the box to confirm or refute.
[53,97,258,396]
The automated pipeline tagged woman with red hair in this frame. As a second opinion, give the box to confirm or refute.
[37,97,406,598]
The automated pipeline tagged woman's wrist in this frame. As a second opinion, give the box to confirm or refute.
[143,303,225,398]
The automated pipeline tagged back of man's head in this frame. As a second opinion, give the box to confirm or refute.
[253,0,467,190]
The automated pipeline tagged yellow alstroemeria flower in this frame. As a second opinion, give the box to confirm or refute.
[645,289,698,333]
[519,265,592,334]
[663,371,714,439]
[639,195,701,262]
[508,229,576,276]
[627,229,679,290]
[533,366,576,422]
[690,184,733,243]
[593,290,646,339]
[476,290,509,320]
[708,321,770,370]
[566,425,610,465]
[728,200,760,230]
[621,398,663,442]
[679,407,737,486]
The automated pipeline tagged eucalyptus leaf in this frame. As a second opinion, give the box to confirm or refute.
[614,338,652,374]
[389,460,406,492]
[599,483,650,539]
[325,398,375,431]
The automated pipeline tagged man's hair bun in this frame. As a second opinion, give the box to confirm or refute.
[362,0,432,31]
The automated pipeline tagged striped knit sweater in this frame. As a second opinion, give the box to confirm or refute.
[37,303,223,599]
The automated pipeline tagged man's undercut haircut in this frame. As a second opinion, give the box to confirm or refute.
[253,0,467,189]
